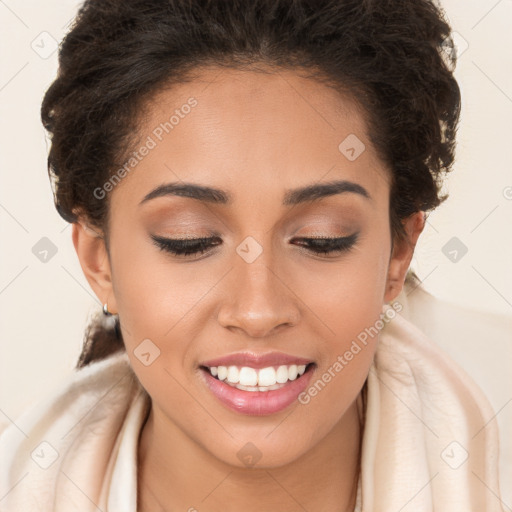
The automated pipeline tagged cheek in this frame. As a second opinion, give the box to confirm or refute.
[110,243,168,340]
[109,229,198,337]
[293,260,387,437]
[295,236,389,403]
[297,235,390,336]
[109,231,227,382]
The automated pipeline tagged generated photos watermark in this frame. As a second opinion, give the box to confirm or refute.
[93,97,198,200]
[298,301,402,405]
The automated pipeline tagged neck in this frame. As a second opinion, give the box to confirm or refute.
[137,399,362,512]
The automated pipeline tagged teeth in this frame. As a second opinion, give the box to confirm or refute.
[227,366,239,384]
[217,366,228,381]
[276,365,289,383]
[207,363,309,388]
[238,366,258,386]
[258,367,276,387]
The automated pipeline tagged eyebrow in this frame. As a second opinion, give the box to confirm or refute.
[139,179,371,207]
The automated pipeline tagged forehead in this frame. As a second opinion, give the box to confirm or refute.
[111,65,391,210]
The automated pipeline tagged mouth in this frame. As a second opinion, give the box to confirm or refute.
[198,355,316,415]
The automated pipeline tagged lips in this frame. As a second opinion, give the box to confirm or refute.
[200,351,312,369]
[198,351,316,415]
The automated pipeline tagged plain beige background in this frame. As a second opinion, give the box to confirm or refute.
[1,0,511,507]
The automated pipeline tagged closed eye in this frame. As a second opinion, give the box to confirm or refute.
[292,233,358,256]
[151,235,222,257]
[151,233,359,259]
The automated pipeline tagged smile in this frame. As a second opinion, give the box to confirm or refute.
[198,352,316,415]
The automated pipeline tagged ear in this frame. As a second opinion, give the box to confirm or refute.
[71,220,118,314]
[384,211,425,303]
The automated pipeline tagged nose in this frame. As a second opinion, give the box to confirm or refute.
[216,246,300,338]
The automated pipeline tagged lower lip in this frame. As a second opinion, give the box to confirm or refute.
[200,366,315,416]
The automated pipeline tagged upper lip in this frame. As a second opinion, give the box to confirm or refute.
[200,351,313,369]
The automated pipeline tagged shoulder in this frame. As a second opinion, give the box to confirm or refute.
[0,350,143,511]
[396,275,511,414]
[363,288,505,509]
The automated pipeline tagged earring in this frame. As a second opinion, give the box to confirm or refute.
[103,303,112,316]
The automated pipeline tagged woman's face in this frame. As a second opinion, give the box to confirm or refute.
[75,66,421,468]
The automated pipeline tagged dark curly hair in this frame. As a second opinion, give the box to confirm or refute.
[41,0,461,369]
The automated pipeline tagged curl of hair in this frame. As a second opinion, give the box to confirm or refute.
[41,0,461,368]
[75,312,124,369]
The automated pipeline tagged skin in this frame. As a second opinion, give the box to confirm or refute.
[72,66,425,511]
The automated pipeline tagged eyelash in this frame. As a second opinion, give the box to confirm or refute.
[151,233,358,258]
